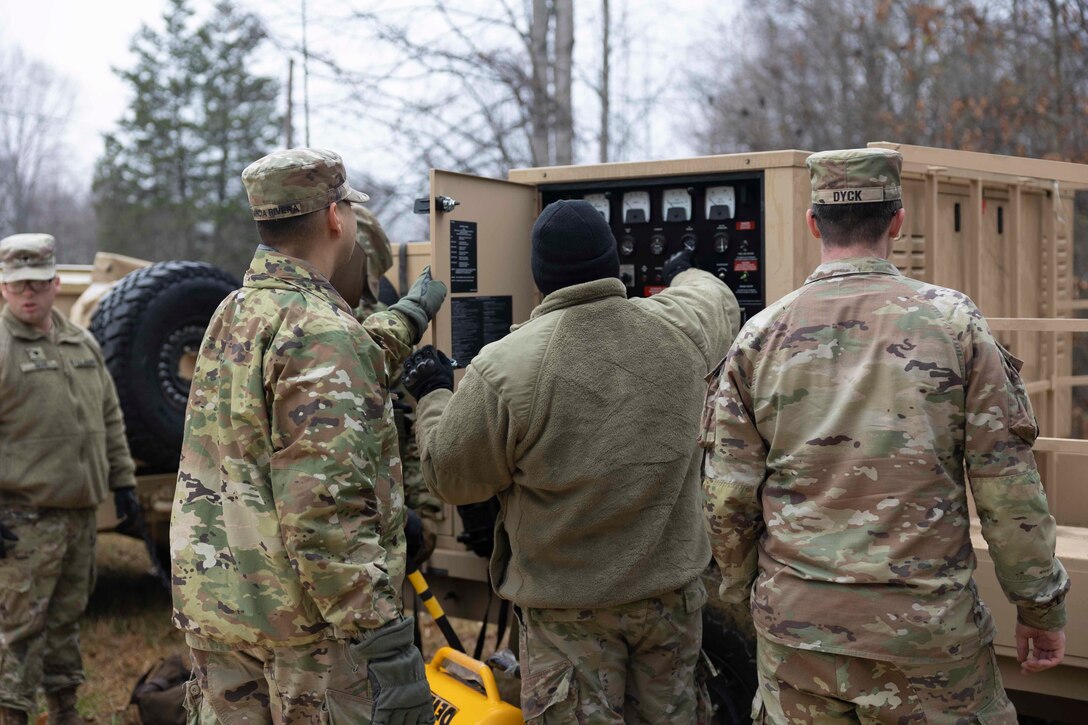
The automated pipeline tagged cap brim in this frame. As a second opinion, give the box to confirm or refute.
[344,188,370,204]
[2,266,56,283]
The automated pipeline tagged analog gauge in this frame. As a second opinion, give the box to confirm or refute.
[618,236,636,256]
[680,233,697,252]
[583,192,610,223]
[713,232,729,254]
[649,234,666,256]
[706,185,736,220]
[622,191,651,224]
[662,188,693,222]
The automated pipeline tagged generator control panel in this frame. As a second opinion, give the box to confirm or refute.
[539,172,765,321]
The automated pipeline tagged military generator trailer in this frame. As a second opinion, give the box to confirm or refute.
[415,142,1088,722]
[32,141,1087,722]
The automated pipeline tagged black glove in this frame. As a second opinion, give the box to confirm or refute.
[405,509,425,566]
[403,346,454,400]
[356,617,434,724]
[0,522,17,560]
[404,509,436,571]
[389,266,448,344]
[114,488,141,523]
[662,248,694,285]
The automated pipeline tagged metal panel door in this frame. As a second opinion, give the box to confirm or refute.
[426,170,539,377]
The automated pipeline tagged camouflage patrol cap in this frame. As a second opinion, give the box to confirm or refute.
[807,148,902,205]
[242,147,370,221]
[0,233,56,283]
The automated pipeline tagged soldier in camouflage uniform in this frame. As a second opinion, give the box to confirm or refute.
[0,234,141,725]
[701,147,1070,723]
[170,148,445,724]
[347,206,442,566]
[404,200,740,723]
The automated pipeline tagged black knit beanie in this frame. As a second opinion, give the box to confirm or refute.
[531,200,620,296]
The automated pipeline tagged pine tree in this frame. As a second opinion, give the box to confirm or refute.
[93,0,280,274]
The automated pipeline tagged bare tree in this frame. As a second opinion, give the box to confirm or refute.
[0,46,95,263]
[0,46,76,236]
[689,0,1088,163]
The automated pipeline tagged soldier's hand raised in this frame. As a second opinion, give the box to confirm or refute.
[390,266,448,344]
[1016,622,1065,673]
[0,521,17,559]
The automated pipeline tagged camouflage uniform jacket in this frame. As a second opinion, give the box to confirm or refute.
[171,248,416,649]
[0,306,135,508]
[417,269,740,609]
[702,257,1069,664]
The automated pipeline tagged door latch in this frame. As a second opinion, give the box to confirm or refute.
[413,195,460,214]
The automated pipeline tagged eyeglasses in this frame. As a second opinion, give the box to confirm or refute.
[2,278,55,294]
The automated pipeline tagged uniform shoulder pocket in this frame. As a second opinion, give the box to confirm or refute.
[698,356,729,450]
[996,343,1038,446]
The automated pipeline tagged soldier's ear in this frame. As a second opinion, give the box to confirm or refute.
[806,209,822,240]
[326,203,343,238]
[888,208,906,240]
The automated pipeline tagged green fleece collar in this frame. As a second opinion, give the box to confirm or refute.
[521,277,627,327]
[244,248,350,314]
[2,306,84,343]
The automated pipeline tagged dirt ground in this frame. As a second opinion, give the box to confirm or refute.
[70,534,511,723]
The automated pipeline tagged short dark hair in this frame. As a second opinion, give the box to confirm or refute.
[255,200,350,248]
[811,200,903,248]
[255,208,325,248]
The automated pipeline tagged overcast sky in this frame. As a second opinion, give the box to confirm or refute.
[2,0,737,191]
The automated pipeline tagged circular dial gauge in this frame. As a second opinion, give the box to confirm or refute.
[649,234,666,255]
[618,236,635,256]
[714,232,729,254]
[705,185,736,220]
[622,191,651,224]
[681,234,697,252]
[662,188,692,222]
[583,193,610,223]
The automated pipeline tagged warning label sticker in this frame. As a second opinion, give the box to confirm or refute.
[736,220,756,231]
[734,259,758,272]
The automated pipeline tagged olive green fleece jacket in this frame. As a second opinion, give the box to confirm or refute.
[415,269,740,609]
[0,306,136,508]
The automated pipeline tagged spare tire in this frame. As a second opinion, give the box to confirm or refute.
[90,261,241,471]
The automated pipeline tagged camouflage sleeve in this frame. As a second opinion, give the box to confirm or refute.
[89,333,136,490]
[361,309,416,380]
[963,313,1069,631]
[633,268,741,368]
[267,328,400,632]
[415,366,516,506]
[701,335,767,604]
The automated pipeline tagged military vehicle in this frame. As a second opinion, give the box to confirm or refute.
[38,141,1088,723]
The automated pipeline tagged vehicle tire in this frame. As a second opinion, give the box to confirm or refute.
[701,569,759,724]
[90,261,241,471]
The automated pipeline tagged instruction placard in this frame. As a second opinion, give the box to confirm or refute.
[450,221,478,293]
[451,296,513,365]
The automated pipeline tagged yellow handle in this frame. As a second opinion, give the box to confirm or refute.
[429,646,504,704]
[408,570,446,621]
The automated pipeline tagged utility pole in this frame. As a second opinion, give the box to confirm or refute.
[301,0,310,146]
[285,58,294,148]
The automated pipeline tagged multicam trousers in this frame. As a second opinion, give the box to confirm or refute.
[0,507,96,713]
[518,578,711,724]
[186,638,379,724]
[753,635,1018,724]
